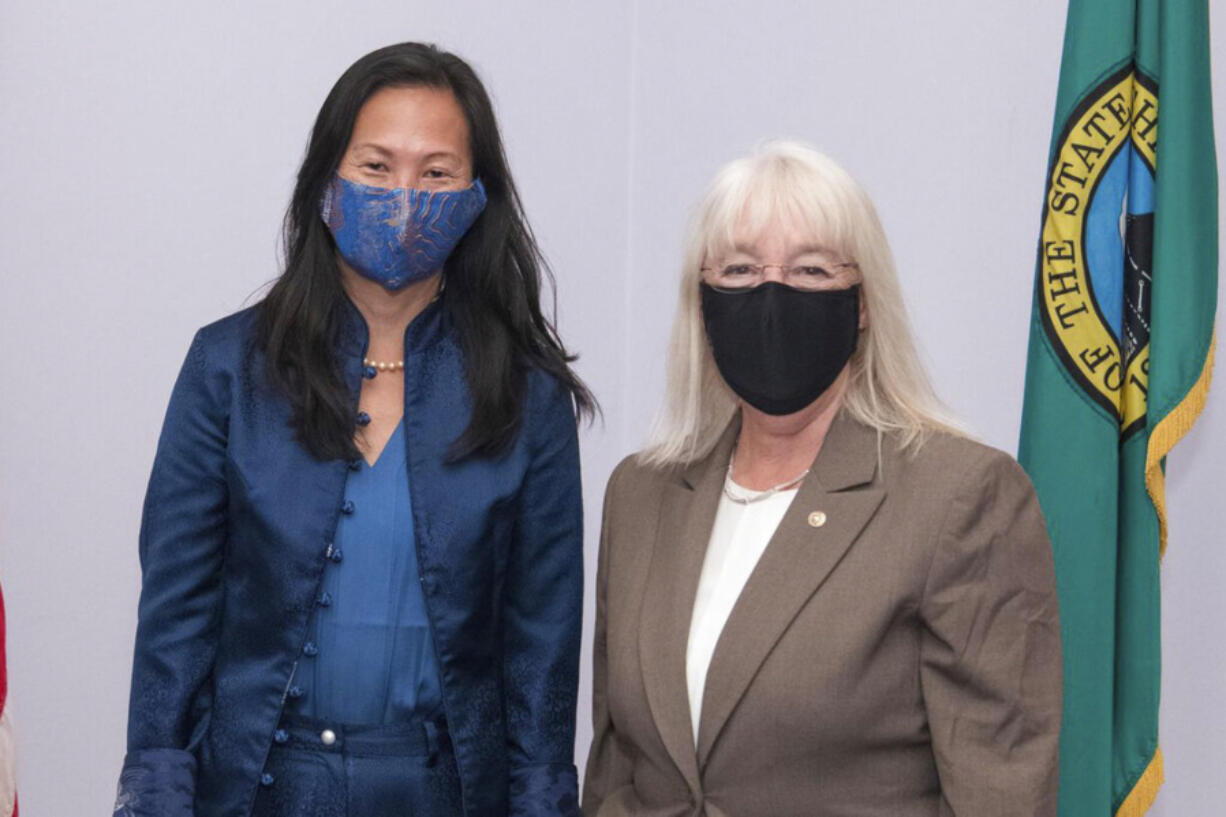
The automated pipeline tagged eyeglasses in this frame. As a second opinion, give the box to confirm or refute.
[699,262,860,291]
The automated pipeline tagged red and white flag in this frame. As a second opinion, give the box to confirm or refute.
[0,581,16,817]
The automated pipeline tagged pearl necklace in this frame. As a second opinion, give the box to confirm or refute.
[363,357,405,373]
[722,452,809,505]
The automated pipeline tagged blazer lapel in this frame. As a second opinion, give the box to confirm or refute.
[637,424,738,796]
[695,412,887,768]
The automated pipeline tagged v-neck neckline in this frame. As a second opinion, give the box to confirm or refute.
[362,417,405,470]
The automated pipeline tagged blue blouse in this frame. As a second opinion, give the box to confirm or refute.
[291,417,443,724]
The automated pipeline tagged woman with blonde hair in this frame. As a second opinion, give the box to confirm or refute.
[583,141,1061,816]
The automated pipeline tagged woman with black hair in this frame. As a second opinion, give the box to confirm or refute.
[115,42,592,817]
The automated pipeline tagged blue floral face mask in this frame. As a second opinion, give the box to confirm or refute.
[320,174,487,291]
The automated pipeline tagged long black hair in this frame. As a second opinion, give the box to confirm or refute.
[257,42,595,462]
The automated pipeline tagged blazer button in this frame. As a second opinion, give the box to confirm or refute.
[341,500,355,515]
[320,729,337,746]
[329,548,344,563]
[362,365,377,380]
[356,411,371,427]
[273,729,289,744]
[807,510,827,528]
[287,685,304,699]
[302,642,318,657]
[317,592,332,607]
[260,772,275,787]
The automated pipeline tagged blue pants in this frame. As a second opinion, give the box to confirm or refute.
[250,714,463,817]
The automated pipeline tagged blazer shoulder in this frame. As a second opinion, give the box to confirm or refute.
[158,307,262,424]
[522,365,571,408]
[520,366,582,445]
[603,450,681,509]
[895,429,1037,504]
[194,305,260,358]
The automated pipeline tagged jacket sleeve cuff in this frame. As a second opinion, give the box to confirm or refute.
[114,748,196,817]
[508,762,580,817]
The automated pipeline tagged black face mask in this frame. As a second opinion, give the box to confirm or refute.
[700,281,861,416]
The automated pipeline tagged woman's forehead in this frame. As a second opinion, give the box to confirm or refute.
[709,218,848,260]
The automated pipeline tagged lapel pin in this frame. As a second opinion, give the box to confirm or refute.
[807,510,827,528]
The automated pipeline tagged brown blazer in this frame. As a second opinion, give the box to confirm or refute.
[582,412,1061,817]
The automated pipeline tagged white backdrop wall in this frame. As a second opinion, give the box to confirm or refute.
[0,1,1222,814]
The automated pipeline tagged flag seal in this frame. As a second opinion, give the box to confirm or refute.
[1038,63,1158,436]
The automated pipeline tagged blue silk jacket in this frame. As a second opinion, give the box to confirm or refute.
[117,296,584,817]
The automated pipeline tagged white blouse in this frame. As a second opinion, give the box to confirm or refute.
[685,472,798,743]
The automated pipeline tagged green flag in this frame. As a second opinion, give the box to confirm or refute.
[1019,1,1217,815]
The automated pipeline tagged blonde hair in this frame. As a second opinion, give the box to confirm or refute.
[640,140,965,467]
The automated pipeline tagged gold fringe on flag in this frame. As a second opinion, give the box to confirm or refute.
[1144,333,1215,558]
[1120,332,1216,817]
[1115,746,1165,817]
